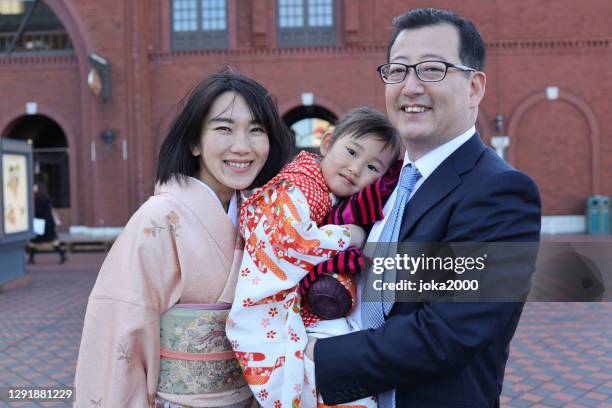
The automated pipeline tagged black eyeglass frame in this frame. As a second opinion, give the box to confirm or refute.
[377,60,477,84]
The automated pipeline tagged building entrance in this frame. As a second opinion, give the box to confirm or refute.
[3,115,70,225]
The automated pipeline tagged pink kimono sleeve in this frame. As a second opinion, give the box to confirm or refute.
[74,199,182,407]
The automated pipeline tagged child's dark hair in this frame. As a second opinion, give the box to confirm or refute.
[329,106,399,154]
[156,68,294,188]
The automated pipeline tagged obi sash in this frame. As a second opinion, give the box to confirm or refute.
[157,304,247,395]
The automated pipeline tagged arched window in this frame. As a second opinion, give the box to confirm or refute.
[0,0,73,55]
[292,117,334,149]
[283,105,337,154]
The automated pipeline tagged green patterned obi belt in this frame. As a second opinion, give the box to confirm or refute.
[158,304,247,395]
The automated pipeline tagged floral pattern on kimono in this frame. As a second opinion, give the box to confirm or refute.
[227,152,375,408]
[75,178,251,408]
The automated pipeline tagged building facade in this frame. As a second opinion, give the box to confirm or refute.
[0,0,610,228]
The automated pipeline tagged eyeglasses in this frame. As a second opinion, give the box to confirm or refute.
[377,60,476,84]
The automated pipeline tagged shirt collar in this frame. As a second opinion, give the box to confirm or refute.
[404,126,475,180]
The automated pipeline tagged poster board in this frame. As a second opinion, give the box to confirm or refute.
[0,139,34,242]
[2,154,29,234]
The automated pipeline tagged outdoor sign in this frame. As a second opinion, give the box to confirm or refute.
[2,153,29,234]
[0,138,33,284]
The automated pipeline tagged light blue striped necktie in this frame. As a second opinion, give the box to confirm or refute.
[362,164,421,408]
[378,164,422,243]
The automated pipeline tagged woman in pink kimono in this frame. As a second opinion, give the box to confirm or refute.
[75,70,293,407]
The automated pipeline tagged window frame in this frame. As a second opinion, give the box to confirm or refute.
[170,0,229,51]
[0,0,74,56]
[276,0,337,48]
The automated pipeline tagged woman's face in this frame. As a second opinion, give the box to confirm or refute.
[192,92,270,205]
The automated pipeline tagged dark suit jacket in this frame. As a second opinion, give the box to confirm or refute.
[314,134,541,407]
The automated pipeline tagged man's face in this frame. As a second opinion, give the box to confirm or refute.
[385,24,485,159]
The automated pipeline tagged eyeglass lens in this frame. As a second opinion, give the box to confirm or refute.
[381,62,447,83]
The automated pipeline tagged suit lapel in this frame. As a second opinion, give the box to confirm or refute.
[398,162,460,240]
[398,134,487,241]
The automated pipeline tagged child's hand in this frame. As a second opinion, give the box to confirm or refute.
[346,224,366,248]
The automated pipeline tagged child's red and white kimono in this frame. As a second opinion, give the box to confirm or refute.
[227,151,378,408]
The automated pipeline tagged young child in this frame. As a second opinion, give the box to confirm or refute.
[299,159,401,322]
[227,107,400,408]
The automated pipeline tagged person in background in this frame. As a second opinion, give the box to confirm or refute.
[28,182,67,264]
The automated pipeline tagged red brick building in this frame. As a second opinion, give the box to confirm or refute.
[0,0,610,229]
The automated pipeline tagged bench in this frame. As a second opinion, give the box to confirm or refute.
[59,226,123,253]
[58,233,117,252]
[26,240,67,264]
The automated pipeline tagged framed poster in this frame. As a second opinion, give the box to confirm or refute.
[2,153,29,234]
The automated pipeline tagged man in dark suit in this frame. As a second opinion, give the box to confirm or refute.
[309,8,541,408]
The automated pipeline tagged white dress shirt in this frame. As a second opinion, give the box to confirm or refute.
[350,126,476,325]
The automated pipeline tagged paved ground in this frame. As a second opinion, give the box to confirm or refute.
[0,252,610,407]
[0,252,104,407]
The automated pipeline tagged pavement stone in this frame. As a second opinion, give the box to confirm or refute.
[0,252,610,407]
[502,302,612,407]
[0,252,103,408]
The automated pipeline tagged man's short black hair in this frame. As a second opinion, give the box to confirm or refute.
[388,8,486,71]
[329,106,400,155]
[156,68,294,188]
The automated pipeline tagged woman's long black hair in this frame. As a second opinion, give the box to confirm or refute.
[155,69,294,188]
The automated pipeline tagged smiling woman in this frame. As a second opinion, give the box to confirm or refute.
[191,92,271,209]
[74,69,293,407]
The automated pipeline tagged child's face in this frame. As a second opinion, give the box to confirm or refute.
[319,133,397,197]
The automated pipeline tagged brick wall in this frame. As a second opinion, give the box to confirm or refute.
[0,0,610,225]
